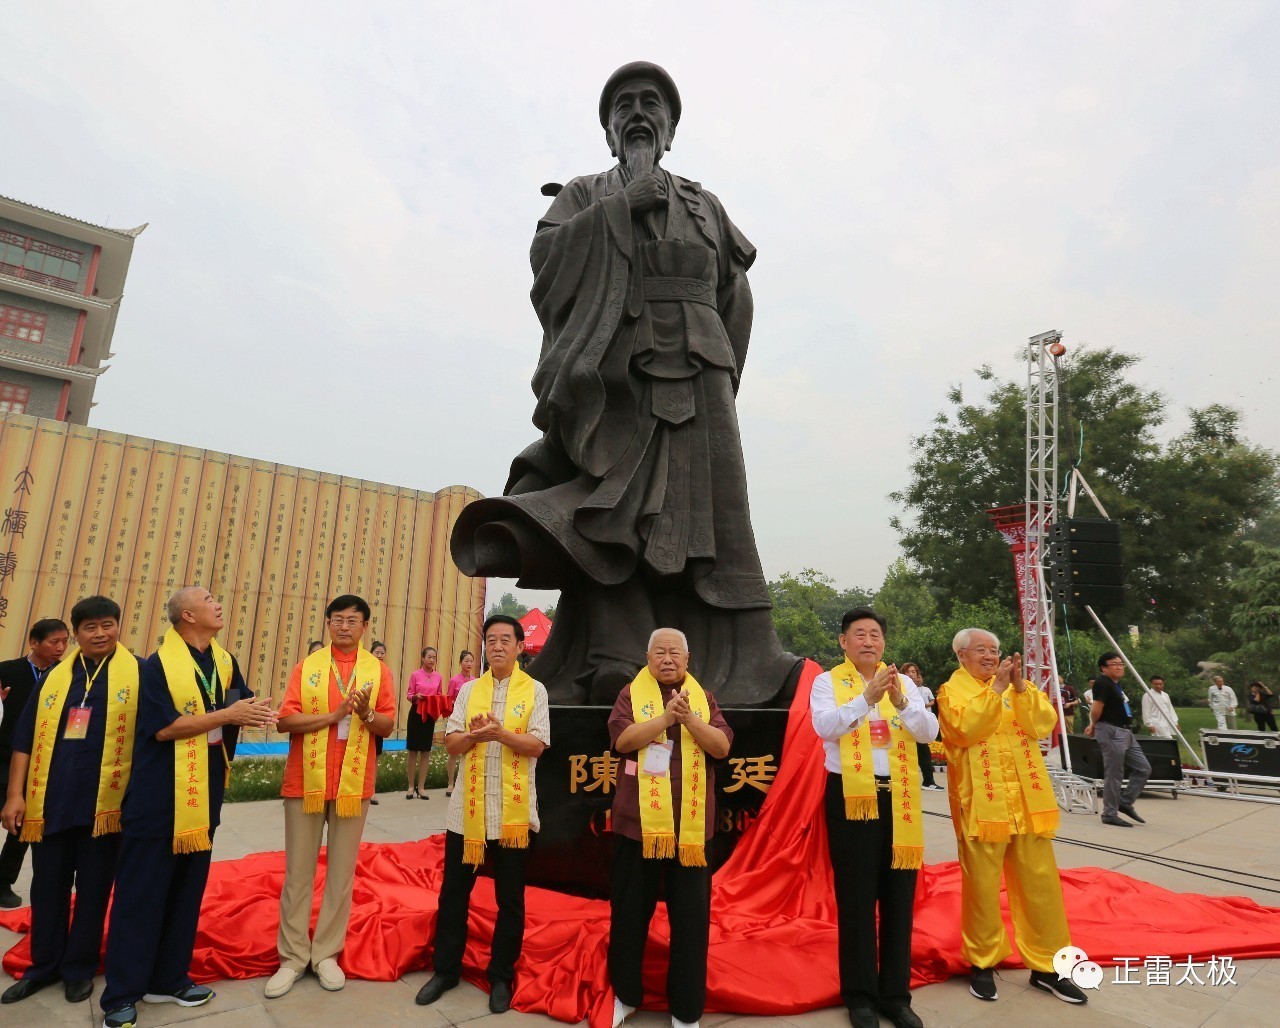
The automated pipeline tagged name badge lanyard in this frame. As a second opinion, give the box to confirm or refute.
[332,658,360,701]
[78,653,110,708]
[29,659,50,685]
[193,660,232,782]
[191,662,222,710]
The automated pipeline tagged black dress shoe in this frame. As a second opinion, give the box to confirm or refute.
[1119,803,1146,824]
[489,979,513,1013]
[847,1005,877,1028]
[415,973,458,1006]
[880,1002,924,1028]
[64,978,93,1003]
[1,976,56,1003]
[1101,814,1132,827]
[0,887,21,909]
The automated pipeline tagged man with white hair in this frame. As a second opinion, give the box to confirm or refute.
[606,627,732,1028]
[937,628,1086,1007]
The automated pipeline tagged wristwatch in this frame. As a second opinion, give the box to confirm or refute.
[363,708,376,724]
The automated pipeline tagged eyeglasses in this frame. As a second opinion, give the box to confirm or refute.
[964,646,1001,656]
[327,616,365,628]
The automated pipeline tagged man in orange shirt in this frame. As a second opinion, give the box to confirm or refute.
[264,595,395,999]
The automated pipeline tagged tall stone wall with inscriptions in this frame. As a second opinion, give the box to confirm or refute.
[0,412,485,730]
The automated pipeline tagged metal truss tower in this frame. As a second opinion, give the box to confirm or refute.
[1024,330,1063,700]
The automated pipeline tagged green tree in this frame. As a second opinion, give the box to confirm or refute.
[486,592,529,619]
[1211,542,1280,684]
[768,569,874,667]
[874,558,938,635]
[890,348,1278,631]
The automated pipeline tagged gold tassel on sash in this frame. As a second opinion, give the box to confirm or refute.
[831,659,925,870]
[299,645,382,817]
[22,645,139,843]
[461,667,537,867]
[939,665,1061,841]
[157,628,235,854]
[630,667,711,867]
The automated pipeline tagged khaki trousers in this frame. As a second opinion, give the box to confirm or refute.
[277,797,369,971]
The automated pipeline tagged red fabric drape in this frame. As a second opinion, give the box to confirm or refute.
[5,659,1280,1024]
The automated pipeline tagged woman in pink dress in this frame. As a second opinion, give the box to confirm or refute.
[405,646,442,798]
[444,650,475,796]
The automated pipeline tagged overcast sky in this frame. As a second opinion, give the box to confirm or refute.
[5,1,1278,611]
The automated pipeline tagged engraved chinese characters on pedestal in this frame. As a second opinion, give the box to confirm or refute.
[451,61,801,707]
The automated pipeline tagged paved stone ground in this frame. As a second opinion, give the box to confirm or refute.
[4,771,1280,1027]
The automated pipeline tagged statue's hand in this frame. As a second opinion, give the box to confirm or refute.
[624,173,666,213]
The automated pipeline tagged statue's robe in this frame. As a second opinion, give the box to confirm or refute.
[452,165,798,703]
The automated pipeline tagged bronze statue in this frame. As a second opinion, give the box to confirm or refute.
[452,62,800,706]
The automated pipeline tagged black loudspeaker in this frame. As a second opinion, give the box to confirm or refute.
[1047,517,1125,607]
[1051,582,1126,607]
[1050,562,1125,588]
[1048,541,1123,566]
[1051,518,1121,545]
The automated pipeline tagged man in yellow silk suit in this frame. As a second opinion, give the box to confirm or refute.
[937,628,1087,1006]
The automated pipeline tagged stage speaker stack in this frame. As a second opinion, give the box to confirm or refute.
[1047,517,1125,607]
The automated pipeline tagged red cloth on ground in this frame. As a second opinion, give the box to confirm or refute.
[5,659,1280,1024]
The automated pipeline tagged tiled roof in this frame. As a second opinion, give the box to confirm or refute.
[0,348,105,377]
[0,194,147,239]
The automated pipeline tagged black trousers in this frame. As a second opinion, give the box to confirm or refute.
[0,762,30,889]
[1253,711,1278,732]
[824,773,917,1010]
[432,830,528,985]
[915,743,936,787]
[608,835,711,1024]
[100,834,214,1011]
[26,827,120,983]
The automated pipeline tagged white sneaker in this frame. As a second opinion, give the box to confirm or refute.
[613,998,636,1027]
[264,967,302,999]
[672,1018,700,1028]
[315,958,346,991]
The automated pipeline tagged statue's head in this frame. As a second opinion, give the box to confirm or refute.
[600,61,681,170]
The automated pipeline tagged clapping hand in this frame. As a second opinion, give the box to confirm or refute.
[226,697,277,728]
[863,664,898,706]
[1009,653,1027,693]
[885,671,908,711]
[993,657,1016,694]
[665,688,692,725]
[469,712,504,742]
[350,685,374,720]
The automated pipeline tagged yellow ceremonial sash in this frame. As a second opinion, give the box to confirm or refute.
[941,665,1059,841]
[462,667,536,867]
[630,668,710,867]
[832,659,924,869]
[157,628,234,854]
[22,644,139,842]
[300,645,381,817]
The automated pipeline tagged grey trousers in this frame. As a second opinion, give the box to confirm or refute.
[1095,722,1151,817]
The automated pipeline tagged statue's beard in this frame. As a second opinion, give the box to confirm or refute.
[622,137,655,177]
